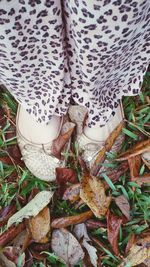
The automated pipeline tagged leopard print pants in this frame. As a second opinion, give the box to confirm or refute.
[0,0,150,126]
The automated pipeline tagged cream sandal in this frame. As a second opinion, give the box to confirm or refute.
[16,105,75,181]
[68,103,125,169]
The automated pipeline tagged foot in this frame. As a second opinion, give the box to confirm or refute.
[16,105,74,181]
[69,103,124,169]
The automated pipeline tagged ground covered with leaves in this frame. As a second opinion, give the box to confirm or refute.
[0,72,150,267]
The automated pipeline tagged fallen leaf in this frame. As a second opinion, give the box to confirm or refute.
[24,249,33,267]
[91,121,124,176]
[78,155,88,173]
[119,237,150,267]
[56,168,77,185]
[107,211,122,255]
[7,191,53,228]
[0,223,25,247]
[102,162,129,189]
[7,144,24,166]
[56,168,78,197]
[51,228,84,266]
[74,223,98,267]
[132,174,150,185]
[0,156,14,165]
[0,202,16,227]
[117,139,150,161]
[91,237,111,254]
[28,206,50,243]
[63,183,81,203]
[2,247,25,267]
[114,195,130,220]
[80,172,111,218]
[51,210,93,228]
[13,229,31,254]
[82,251,93,267]
[0,146,24,167]
[125,234,136,254]
[128,155,141,179]
[51,122,75,159]
[85,219,106,229]
[29,242,50,253]
[0,249,25,267]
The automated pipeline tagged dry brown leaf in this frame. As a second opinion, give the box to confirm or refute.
[51,123,75,159]
[85,219,106,229]
[91,121,124,176]
[107,211,122,255]
[132,174,150,185]
[0,223,25,247]
[51,228,84,266]
[56,168,78,197]
[63,183,81,203]
[0,202,16,227]
[114,195,130,220]
[28,206,50,243]
[117,139,150,161]
[74,223,98,267]
[128,155,141,179]
[0,248,25,267]
[56,167,77,185]
[125,234,136,254]
[51,210,93,228]
[12,229,31,255]
[119,237,150,267]
[103,162,129,189]
[80,172,111,218]
[0,146,24,167]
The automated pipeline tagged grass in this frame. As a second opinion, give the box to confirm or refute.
[0,71,150,266]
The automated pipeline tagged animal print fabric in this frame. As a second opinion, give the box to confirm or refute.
[0,0,150,127]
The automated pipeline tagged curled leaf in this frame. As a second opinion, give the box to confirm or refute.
[117,139,150,161]
[51,228,84,266]
[28,206,50,243]
[91,121,124,176]
[51,210,93,228]
[7,191,53,228]
[51,122,75,159]
[114,195,130,220]
[107,211,122,255]
[80,172,111,218]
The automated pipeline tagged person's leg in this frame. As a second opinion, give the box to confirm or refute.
[64,0,150,130]
[0,0,71,125]
[65,0,150,168]
[0,1,72,180]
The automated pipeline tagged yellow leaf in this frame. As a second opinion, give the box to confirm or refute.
[120,237,150,266]
[28,207,50,243]
[80,172,111,218]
